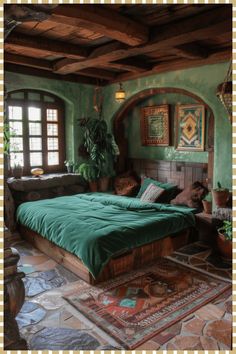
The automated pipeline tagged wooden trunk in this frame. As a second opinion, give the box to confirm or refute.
[19,225,190,285]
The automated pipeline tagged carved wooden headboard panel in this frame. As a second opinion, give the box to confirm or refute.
[128,158,208,189]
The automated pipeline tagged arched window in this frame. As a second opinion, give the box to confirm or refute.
[7,90,65,175]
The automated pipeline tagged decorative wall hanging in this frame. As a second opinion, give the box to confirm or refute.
[216,61,232,123]
[141,105,170,146]
[176,104,205,151]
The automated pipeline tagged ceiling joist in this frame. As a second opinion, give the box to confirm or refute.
[51,5,149,47]
[53,6,231,75]
[6,33,89,60]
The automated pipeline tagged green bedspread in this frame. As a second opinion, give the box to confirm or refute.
[16,193,196,278]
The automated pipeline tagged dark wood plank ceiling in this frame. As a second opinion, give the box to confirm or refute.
[4,4,232,86]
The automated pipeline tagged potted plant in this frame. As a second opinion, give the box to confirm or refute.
[202,192,212,214]
[11,162,23,179]
[78,163,99,192]
[212,182,229,207]
[64,160,74,173]
[98,154,115,192]
[81,118,119,187]
[217,220,232,260]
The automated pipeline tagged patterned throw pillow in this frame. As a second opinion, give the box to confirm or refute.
[140,183,165,203]
[137,177,177,203]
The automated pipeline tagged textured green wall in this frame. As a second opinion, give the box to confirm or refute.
[124,93,209,163]
[5,62,232,189]
[5,71,95,162]
[102,62,232,189]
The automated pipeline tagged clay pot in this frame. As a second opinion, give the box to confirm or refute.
[99,176,110,192]
[212,189,229,207]
[202,200,212,214]
[89,181,98,192]
[217,232,232,260]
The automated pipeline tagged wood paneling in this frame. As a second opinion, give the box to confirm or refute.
[20,225,190,285]
[129,158,208,189]
[4,4,231,83]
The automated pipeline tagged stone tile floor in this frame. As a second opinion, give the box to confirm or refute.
[12,238,232,350]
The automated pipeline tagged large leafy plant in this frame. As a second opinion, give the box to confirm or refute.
[81,118,119,176]
[78,163,98,182]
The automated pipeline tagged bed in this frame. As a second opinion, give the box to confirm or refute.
[17,192,196,284]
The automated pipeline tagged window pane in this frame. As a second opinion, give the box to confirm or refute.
[8,106,22,120]
[10,137,23,151]
[28,92,40,101]
[29,137,42,151]
[30,152,42,166]
[29,122,42,135]
[10,152,24,167]
[44,95,55,103]
[48,152,59,165]
[9,121,23,135]
[10,92,24,100]
[47,138,58,150]
[47,124,58,136]
[28,107,41,121]
[47,109,58,122]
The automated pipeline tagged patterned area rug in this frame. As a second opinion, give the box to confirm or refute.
[65,257,231,349]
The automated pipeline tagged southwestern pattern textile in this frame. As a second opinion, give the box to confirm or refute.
[65,258,230,349]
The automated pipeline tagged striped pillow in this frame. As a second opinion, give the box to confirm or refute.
[140,183,165,203]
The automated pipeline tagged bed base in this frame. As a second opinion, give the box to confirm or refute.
[19,225,190,285]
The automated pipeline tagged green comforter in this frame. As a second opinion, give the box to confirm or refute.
[16,193,195,278]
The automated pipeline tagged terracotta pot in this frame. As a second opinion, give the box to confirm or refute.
[217,232,232,260]
[99,176,110,192]
[89,181,98,192]
[202,200,212,214]
[212,189,229,207]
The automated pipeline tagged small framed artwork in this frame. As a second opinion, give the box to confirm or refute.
[141,105,170,146]
[176,104,205,151]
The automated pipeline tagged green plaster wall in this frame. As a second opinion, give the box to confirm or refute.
[5,71,95,162]
[124,93,209,163]
[102,62,232,189]
[5,62,232,189]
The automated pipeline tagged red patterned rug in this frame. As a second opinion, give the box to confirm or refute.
[65,258,231,349]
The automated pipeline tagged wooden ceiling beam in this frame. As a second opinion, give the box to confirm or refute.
[5,63,104,86]
[76,68,117,81]
[4,52,52,71]
[105,62,149,73]
[53,6,231,75]
[172,43,209,60]
[5,33,89,60]
[51,5,149,46]
[4,52,116,81]
[113,48,231,83]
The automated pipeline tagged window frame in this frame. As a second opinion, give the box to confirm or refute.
[7,89,66,175]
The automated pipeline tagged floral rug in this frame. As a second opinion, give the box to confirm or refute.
[65,257,231,349]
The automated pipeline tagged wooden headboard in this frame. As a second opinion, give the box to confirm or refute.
[128,158,208,189]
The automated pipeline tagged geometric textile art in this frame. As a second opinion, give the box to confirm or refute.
[176,104,205,151]
[65,257,230,349]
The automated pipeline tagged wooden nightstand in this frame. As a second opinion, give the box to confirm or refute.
[195,212,217,245]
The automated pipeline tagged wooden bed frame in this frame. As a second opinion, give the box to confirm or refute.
[19,225,190,285]
[17,159,208,285]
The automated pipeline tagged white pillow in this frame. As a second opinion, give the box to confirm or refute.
[140,183,165,203]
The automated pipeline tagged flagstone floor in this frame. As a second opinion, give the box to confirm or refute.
[12,238,232,350]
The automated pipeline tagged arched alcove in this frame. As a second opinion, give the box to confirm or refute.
[113,87,214,187]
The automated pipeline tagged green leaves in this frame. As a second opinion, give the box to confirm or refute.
[82,118,118,176]
[218,220,232,241]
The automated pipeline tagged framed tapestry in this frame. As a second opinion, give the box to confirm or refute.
[176,104,205,151]
[141,105,170,146]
